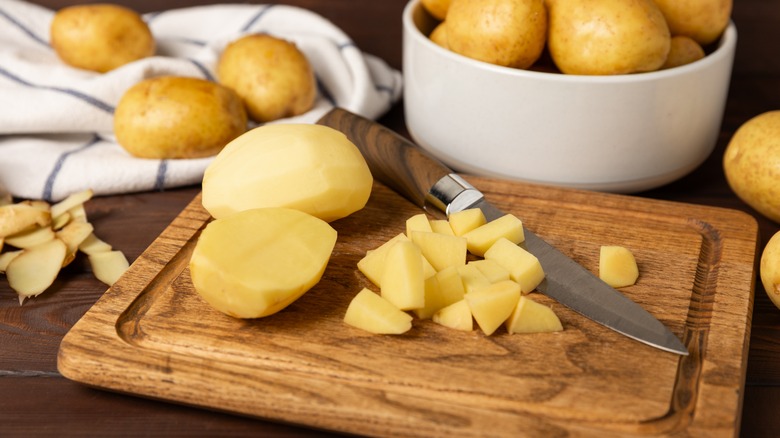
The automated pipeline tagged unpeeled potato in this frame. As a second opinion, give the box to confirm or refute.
[114,76,247,159]
[50,4,155,73]
[217,34,317,123]
[445,0,547,69]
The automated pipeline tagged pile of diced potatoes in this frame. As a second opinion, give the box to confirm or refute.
[343,208,564,336]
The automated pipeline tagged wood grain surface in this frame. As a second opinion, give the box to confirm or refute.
[58,177,757,437]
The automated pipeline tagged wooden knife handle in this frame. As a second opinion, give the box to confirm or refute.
[316,108,451,209]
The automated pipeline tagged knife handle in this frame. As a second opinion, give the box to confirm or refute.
[317,108,451,209]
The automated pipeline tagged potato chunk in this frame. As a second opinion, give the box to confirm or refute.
[189,208,337,318]
[409,231,467,271]
[381,240,425,310]
[484,238,545,293]
[344,288,413,334]
[463,214,525,257]
[202,124,373,222]
[599,245,639,288]
[433,299,473,332]
[448,208,486,236]
[505,295,563,334]
[465,280,521,336]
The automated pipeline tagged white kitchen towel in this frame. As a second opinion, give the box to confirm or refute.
[0,0,402,201]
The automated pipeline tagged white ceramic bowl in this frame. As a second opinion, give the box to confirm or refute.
[402,0,737,193]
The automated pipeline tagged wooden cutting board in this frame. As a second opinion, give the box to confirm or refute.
[58,178,758,437]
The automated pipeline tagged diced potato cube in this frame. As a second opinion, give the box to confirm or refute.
[465,280,521,336]
[468,259,510,283]
[381,240,425,310]
[409,231,467,271]
[505,295,563,334]
[448,208,486,236]
[358,234,435,287]
[432,299,473,332]
[429,219,455,236]
[463,214,525,257]
[434,265,466,305]
[344,288,413,334]
[406,213,433,237]
[413,276,444,319]
[484,238,545,293]
[599,245,639,288]
[358,234,409,286]
[457,263,491,294]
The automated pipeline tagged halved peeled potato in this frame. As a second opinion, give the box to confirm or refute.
[189,207,337,318]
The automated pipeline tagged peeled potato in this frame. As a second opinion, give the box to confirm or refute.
[217,34,316,123]
[114,76,247,159]
[202,124,373,222]
[189,208,337,319]
[50,4,155,73]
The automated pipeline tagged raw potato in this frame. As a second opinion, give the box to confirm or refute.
[429,23,448,48]
[599,245,639,288]
[217,34,316,123]
[505,295,563,334]
[723,111,780,223]
[433,300,473,331]
[409,231,467,271]
[547,0,670,75]
[652,0,732,45]
[421,0,452,20]
[381,241,426,310]
[484,237,545,293]
[50,4,155,73]
[114,76,247,159]
[202,124,373,222]
[189,208,337,319]
[446,0,547,69]
[448,208,486,236]
[760,231,780,310]
[344,288,413,334]
[465,280,522,336]
[662,36,705,69]
[462,213,524,257]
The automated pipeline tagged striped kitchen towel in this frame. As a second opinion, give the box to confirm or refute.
[0,0,402,201]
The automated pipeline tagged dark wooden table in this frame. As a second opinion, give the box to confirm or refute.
[3,1,779,436]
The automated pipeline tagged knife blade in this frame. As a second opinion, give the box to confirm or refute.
[317,108,688,356]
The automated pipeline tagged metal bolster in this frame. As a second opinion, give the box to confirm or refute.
[426,173,485,216]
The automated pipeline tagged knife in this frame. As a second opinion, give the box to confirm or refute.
[317,108,688,356]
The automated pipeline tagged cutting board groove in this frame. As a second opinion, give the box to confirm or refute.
[58,178,757,437]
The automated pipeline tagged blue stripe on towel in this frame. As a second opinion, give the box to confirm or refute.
[241,4,275,32]
[0,6,50,48]
[315,75,335,107]
[187,59,214,81]
[43,134,101,201]
[155,160,168,191]
[0,66,115,114]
